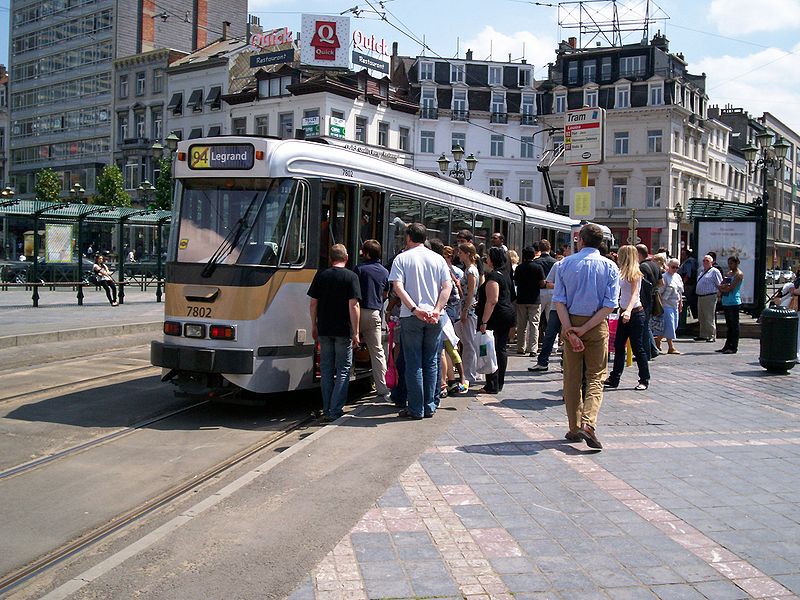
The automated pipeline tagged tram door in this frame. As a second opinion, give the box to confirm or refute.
[320,181,358,267]
[357,187,385,260]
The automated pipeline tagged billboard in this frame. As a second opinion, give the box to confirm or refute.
[697,219,757,305]
[45,224,73,263]
[300,14,350,69]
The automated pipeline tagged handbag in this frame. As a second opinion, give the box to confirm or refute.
[87,273,99,285]
[385,321,398,389]
[651,286,664,317]
[476,330,498,375]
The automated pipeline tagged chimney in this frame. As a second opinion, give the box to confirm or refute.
[392,42,398,57]
[222,21,231,41]
[568,37,577,48]
[466,49,473,61]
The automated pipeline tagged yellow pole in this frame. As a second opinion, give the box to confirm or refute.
[626,339,633,367]
[580,164,589,188]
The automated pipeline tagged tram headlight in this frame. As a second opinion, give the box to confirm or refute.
[184,323,207,338]
[164,321,182,336]
[209,325,236,340]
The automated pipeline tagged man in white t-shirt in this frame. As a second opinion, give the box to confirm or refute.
[389,223,452,420]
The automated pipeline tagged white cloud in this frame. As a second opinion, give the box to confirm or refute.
[708,0,800,34]
[459,26,555,75]
[696,44,800,132]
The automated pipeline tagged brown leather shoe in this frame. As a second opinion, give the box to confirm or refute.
[564,431,582,443]
[579,424,603,449]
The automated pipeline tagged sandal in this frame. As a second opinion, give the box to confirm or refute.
[667,349,681,355]
[634,383,648,391]
[439,386,448,398]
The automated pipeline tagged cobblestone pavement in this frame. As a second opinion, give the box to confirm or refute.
[287,339,800,600]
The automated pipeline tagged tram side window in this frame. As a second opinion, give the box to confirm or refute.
[278,182,308,266]
[474,214,493,250]
[320,182,356,266]
[508,222,518,251]
[524,224,539,248]
[451,209,474,245]
[423,202,450,243]
[387,195,421,260]
[359,189,384,247]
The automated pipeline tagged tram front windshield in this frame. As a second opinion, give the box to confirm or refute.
[174,177,303,268]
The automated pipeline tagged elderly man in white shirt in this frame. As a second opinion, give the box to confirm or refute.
[694,255,723,343]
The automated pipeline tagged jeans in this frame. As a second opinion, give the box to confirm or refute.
[723,305,740,351]
[319,336,353,419]
[537,309,561,367]
[609,310,650,386]
[400,315,444,417]
[99,279,117,304]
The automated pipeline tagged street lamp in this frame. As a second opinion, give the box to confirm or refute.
[165,133,179,156]
[742,130,790,315]
[673,201,684,257]
[437,146,478,185]
[0,187,14,259]
[137,180,156,206]
[70,182,85,201]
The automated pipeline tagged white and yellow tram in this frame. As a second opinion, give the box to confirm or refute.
[151,136,610,396]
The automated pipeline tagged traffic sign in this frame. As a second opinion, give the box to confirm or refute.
[564,108,605,166]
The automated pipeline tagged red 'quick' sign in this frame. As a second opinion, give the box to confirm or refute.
[310,20,340,61]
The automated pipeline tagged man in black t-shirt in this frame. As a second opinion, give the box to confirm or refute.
[637,244,662,359]
[308,244,362,421]
[514,246,545,355]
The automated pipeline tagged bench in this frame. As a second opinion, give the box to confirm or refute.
[0,280,164,307]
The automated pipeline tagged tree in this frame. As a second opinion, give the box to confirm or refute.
[34,168,63,202]
[153,157,173,210]
[94,164,131,207]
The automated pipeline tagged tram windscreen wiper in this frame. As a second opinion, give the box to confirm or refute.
[200,189,264,278]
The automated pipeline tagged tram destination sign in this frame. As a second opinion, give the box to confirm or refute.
[189,144,255,170]
[563,107,604,166]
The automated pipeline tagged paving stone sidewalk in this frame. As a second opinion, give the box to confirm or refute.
[288,339,800,600]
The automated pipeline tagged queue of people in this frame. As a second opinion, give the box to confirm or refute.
[307,223,769,451]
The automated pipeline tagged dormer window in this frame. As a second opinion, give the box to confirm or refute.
[567,61,578,84]
[489,66,502,86]
[584,88,598,108]
[518,67,532,87]
[620,55,646,78]
[419,61,434,81]
[615,84,630,108]
[450,63,465,84]
[583,61,596,83]
[554,91,566,114]
[648,82,664,106]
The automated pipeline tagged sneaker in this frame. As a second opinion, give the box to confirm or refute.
[528,364,549,372]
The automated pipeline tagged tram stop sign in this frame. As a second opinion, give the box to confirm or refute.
[569,186,596,221]
[564,108,605,166]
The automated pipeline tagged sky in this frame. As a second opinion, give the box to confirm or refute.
[2,0,800,132]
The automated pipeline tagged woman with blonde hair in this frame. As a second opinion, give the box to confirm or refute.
[605,245,651,391]
[456,242,481,385]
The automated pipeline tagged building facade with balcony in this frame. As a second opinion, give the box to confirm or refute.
[534,33,709,252]
[0,66,8,190]
[7,0,247,198]
[391,50,546,204]
[112,48,187,198]
[223,65,418,166]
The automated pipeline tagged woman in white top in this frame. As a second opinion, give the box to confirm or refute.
[605,245,651,391]
[92,254,118,306]
[658,258,685,355]
[456,242,481,384]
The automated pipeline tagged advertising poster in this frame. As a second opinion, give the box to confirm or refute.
[45,224,74,263]
[300,14,350,69]
[697,220,756,304]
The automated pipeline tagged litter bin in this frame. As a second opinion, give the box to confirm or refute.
[759,306,798,372]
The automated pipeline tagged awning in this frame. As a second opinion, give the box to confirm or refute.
[188,128,203,139]
[205,86,222,107]
[186,89,203,111]
[167,92,183,114]
[207,125,221,137]
[687,197,759,220]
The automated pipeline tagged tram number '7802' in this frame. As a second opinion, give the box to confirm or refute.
[187,306,212,318]
[341,168,354,177]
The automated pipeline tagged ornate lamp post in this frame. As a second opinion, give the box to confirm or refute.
[741,130,790,315]
[1,186,14,259]
[137,180,156,206]
[70,182,85,201]
[437,145,478,186]
[673,201,684,258]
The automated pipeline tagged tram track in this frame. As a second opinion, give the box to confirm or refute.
[0,412,317,597]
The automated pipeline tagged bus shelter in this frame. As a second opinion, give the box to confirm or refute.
[0,199,171,305]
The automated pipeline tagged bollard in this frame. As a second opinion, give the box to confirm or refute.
[759,306,798,372]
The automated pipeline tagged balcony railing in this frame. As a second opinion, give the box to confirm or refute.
[520,114,537,126]
[420,107,438,120]
[451,110,469,122]
[490,112,508,124]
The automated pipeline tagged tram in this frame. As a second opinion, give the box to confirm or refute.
[151,136,611,397]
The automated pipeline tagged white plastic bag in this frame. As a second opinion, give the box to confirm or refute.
[442,316,460,347]
[476,330,498,374]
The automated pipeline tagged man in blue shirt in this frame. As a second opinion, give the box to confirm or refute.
[553,224,620,450]
[354,239,390,400]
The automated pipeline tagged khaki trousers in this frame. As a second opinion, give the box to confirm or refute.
[697,294,717,340]
[516,302,541,353]
[360,308,389,396]
[562,315,609,432]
